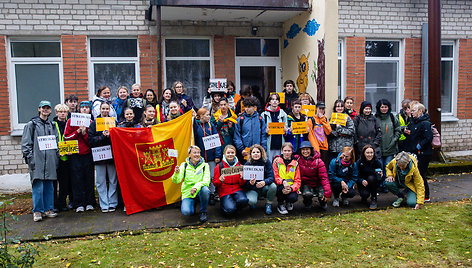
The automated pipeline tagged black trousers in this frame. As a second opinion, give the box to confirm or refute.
[357,175,378,200]
[276,185,299,204]
[69,154,96,208]
[330,181,356,199]
[55,159,72,209]
[417,154,432,199]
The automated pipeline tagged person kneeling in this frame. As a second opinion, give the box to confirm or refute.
[385,151,424,209]
[273,143,301,214]
[172,146,211,223]
[328,147,359,207]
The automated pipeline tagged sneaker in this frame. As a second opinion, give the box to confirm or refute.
[199,212,208,223]
[101,209,109,213]
[33,212,42,222]
[86,205,94,211]
[369,200,378,210]
[342,198,349,206]
[424,198,431,202]
[332,198,340,207]
[123,207,126,212]
[76,206,85,213]
[286,202,294,211]
[108,207,116,212]
[265,203,272,215]
[277,204,288,215]
[44,210,57,218]
[392,197,404,208]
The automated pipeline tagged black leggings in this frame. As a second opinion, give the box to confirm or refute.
[417,154,432,199]
[276,185,299,204]
[357,175,378,200]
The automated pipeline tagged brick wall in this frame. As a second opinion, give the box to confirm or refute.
[345,37,365,108]
[0,136,28,175]
[214,35,235,83]
[442,119,472,152]
[457,39,472,120]
[62,35,89,101]
[404,38,422,101]
[0,35,10,136]
[139,35,159,91]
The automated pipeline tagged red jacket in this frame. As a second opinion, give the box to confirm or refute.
[294,151,331,198]
[272,156,301,192]
[64,118,92,155]
[213,160,245,197]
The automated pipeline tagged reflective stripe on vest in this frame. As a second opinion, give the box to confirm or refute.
[398,114,409,141]
[55,121,68,161]
[277,161,297,186]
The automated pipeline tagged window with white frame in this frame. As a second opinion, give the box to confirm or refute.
[9,40,63,130]
[89,38,138,98]
[441,42,455,115]
[164,38,211,107]
[338,40,343,99]
[365,40,400,112]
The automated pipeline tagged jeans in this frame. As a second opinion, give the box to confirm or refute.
[330,181,356,199]
[417,154,432,199]
[70,154,96,208]
[246,183,277,207]
[357,175,379,200]
[32,180,54,213]
[181,186,210,215]
[301,184,325,206]
[220,190,248,215]
[381,155,395,181]
[95,163,118,210]
[276,184,299,204]
[385,180,418,207]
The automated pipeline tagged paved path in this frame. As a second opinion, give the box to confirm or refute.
[9,174,472,241]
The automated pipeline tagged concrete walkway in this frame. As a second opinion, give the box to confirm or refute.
[8,174,472,241]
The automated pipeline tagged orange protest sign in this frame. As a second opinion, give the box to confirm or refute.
[292,121,308,134]
[96,117,116,131]
[268,122,285,135]
[329,113,348,126]
[301,105,316,117]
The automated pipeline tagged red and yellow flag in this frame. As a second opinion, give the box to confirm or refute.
[109,111,193,215]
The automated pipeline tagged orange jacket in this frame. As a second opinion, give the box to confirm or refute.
[307,115,332,151]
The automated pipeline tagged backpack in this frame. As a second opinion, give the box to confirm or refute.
[431,124,441,149]
[182,162,206,179]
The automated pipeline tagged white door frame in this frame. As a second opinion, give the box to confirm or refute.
[235,57,282,93]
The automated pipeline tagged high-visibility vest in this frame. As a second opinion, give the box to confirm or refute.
[398,114,409,141]
[276,160,298,185]
[55,121,68,161]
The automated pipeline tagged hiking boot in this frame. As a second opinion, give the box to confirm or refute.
[43,210,57,218]
[86,205,94,211]
[33,212,42,222]
[277,204,288,215]
[265,203,272,215]
[76,206,85,213]
[286,202,294,211]
[369,199,378,210]
[332,198,340,207]
[199,212,208,223]
[392,197,404,208]
[342,198,349,206]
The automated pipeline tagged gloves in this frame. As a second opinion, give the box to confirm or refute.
[416,144,421,150]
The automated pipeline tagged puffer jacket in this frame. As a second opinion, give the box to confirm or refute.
[243,158,274,192]
[295,151,331,198]
[272,156,301,192]
[328,115,355,153]
[91,95,117,120]
[353,101,382,157]
[386,154,425,204]
[171,157,210,199]
[213,157,245,197]
[233,111,267,152]
[376,112,401,157]
[328,153,359,189]
[21,116,59,183]
[193,118,222,162]
[406,113,433,156]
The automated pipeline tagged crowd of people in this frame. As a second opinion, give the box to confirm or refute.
[21,80,432,223]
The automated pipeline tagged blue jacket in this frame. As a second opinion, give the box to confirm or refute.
[328,154,359,189]
[243,158,274,192]
[233,111,267,152]
[193,119,222,162]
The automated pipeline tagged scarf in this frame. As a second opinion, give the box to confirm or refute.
[223,155,239,167]
[213,108,238,124]
[341,159,351,167]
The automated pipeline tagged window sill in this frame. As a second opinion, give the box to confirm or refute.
[441,115,459,122]
[11,129,23,137]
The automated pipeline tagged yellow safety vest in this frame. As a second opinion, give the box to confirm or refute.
[276,161,298,185]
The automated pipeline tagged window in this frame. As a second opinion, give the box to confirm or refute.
[9,40,63,132]
[89,38,139,98]
[164,38,212,107]
[236,39,279,57]
[365,40,401,112]
[441,42,455,115]
[338,40,343,99]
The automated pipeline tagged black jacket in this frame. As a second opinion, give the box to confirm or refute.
[357,158,382,181]
[406,113,433,156]
[353,101,382,157]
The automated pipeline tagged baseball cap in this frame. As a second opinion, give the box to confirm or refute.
[38,100,52,108]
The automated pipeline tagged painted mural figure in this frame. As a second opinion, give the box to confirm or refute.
[296,53,310,93]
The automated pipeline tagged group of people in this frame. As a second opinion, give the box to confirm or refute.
[21,80,432,223]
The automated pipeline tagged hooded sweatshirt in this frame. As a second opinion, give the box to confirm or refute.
[353,101,382,157]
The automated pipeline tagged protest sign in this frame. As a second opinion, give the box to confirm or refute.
[209,79,227,92]
[58,140,79,156]
[70,113,91,127]
[301,105,316,117]
[96,117,116,131]
[330,113,348,126]
[221,166,243,176]
[92,145,113,162]
[202,134,221,150]
[243,165,264,181]
[268,122,285,135]
[291,121,308,134]
[38,135,57,151]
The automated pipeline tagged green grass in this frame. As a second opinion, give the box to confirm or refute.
[33,201,471,267]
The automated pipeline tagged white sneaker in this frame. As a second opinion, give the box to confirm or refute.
[43,210,57,218]
[123,207,126,212]
[86,205,94,211]
[33,212,42,222]
[332,198,340,207]
[277,204,288,215]
[76,206,85,213]
[286,202,294,211]
[101,209,109,213]
[342,198,350,206]
[108,207,116,212]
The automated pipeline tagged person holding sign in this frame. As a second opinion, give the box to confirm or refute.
[65,94,78,118]
[126,84,147,124]
[140,105,159,128]
[213,145,248,215]
[286,100,308,152]
[272,143,301,215]
[307,101,332,166]
[262,93,289,161]
[328,99,355,165]
[64,101,97,213]
[328,147,359,207]
[353,101,382,160]
[203,87,225,116]
[226,80,238,110]
[193,108,222,205]
[88,102,118,213]
[211,97,237,148]
[295,141,331,211]
[243,145,276,215]
[91,86,117,120]
[53,104,72,212]
[280,80,299,115]
[21,100,59,222]
[172,81,195,113]
[172,146,211,223]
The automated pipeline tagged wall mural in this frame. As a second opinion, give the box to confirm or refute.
[303,18,320,36]
[315,39,325,102]
[284,23,301,48]
[297,53,310,93]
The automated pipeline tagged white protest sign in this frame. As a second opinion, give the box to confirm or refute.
[168,149,178,158]
[243,166,265,181]
[92,145,113,162]
[209,79,227,92]
[37,135,58,151]
[70,113,91,127]
[202,134,221,151]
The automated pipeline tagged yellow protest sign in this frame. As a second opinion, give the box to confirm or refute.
[268,122,285,135]
[301,105,316,117]
[58,140,79,156]
[96,117,116,131]
[292,121,308,134]
[330,113,348,126]
[270,92,285,104]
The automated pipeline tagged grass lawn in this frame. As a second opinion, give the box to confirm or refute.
[32,200,471,267]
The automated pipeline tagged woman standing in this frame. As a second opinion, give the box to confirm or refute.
[397,99,412,153]
[244,144,277,215]
[140,105,159,127]
[53,104,71,212]
[328,146,359,207]
[156,88,175,123]
[21,101,59,222]
[211,97,237,148]
[328,99,355,164]
[273,143,301,215]
[144,89,158,108]
[173,81,195,113]
[92,86,117,120]
[353,101,382,159]
[213,145,248,215]
[344,96,358,120]
[88,102,118,213]
[172,146,210,223]
[113,86,129,123]
[356,145,383,209]
[117,107,139,128]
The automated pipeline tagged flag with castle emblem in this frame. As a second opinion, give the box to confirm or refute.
[109,111,193,215]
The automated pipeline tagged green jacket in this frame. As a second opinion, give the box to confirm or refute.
[377,113,401,156]
[171,157,210,199]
